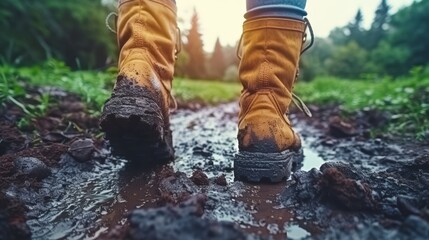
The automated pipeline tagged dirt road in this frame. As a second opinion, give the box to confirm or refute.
[1,100,428,240]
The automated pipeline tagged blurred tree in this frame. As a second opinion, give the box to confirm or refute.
[347,9,366,47]
[300,37,334,81]
[0,0,116,69]
[184,9,206,79]
[174,15,189,77]
[174,50,190,78]
[370,40,410,77]
[316,0,429,79]
[326,41,372,79]
[328,27,349,46]
[387,0,429,75]
[329,9,366,48]
[208,38,227,80]
[298,59,316,82]
[222,65,239,82]
[223,65,239,82]
[222,43,240,68]
[366,0,390,50]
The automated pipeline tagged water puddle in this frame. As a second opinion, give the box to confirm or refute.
[286,224,311,239]
[6,157,125,239]
[300,135,326,171]
[9,103,327,239]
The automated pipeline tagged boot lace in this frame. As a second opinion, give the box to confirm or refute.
[105,12,181,113]
[236,17,315,118]
[105,12,118,34]
[292,17,314,117]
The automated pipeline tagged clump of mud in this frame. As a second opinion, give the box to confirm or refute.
[158,170,203,205]
[281,156,429,239]
[319,163,379,211]
[190,169,210,186]
[104,196,261,240]
[0,192,31,240]
[282,162,379,212]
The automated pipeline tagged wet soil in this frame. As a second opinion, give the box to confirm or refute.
[1,88,429,240]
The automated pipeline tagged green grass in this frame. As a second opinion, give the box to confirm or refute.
[2,60,427,138]
[1,70,53,119]
[295,67,429,138]
[3,60,115,112]
[0,60,241,114]
[173,78,241,104]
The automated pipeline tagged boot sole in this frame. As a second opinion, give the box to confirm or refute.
[100,96,174,164]
[234,149,303,183]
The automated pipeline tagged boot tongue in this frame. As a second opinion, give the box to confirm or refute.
[292,93,312,117]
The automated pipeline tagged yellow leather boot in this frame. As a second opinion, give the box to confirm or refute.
[100,0,178,163]
[235,18,310,182]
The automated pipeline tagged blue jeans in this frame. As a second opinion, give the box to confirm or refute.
[246,0,307,19]
[169,0,307,20]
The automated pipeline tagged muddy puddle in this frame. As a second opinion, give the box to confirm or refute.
[6,103,330,239]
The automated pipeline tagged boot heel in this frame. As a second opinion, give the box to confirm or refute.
[234,149,303,182]
[100,95,174,164]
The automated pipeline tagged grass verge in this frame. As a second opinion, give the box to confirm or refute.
[2,60,427,138]
[173,78,241,105]
[0,60,241,114]
[295,67,429,139]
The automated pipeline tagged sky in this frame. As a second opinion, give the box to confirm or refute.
[176,0,415,52]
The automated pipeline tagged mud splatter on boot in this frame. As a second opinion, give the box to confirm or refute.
[100,77,174,164]
[100,0,179,164]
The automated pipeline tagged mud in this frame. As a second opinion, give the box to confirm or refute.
[103,196,261,240]
[0,122,26,155]
[0,192,31,240]
[279,106,429,239]
[1,88,429,239]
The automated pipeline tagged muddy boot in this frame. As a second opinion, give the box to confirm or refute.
[100,0,179,164]
[235,17,312,182]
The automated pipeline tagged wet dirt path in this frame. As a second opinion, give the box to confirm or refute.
[8,103,326,239]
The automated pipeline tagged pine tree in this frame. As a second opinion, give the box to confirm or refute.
[184,9,206,79]
[367,0,390,49]
[347,9,365,47]
[208,37,226,79]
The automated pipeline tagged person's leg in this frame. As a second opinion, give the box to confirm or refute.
[235,0,310,182]
[100,0,179,163]
[245,0,307,19]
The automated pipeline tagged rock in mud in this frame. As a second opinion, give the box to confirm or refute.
[190,169,209,186]
[126,196,259,240]
[282,162,379,211]
[214,174,227,186]
[192,145,212,157]
[158,172,201,205]
[319,165,379,211]
[68,138,95,162]
[14,157,51,180]
[319,162,367,180]
[41,131,79,143]
[328,116,358,138]
[282,168,322,207]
